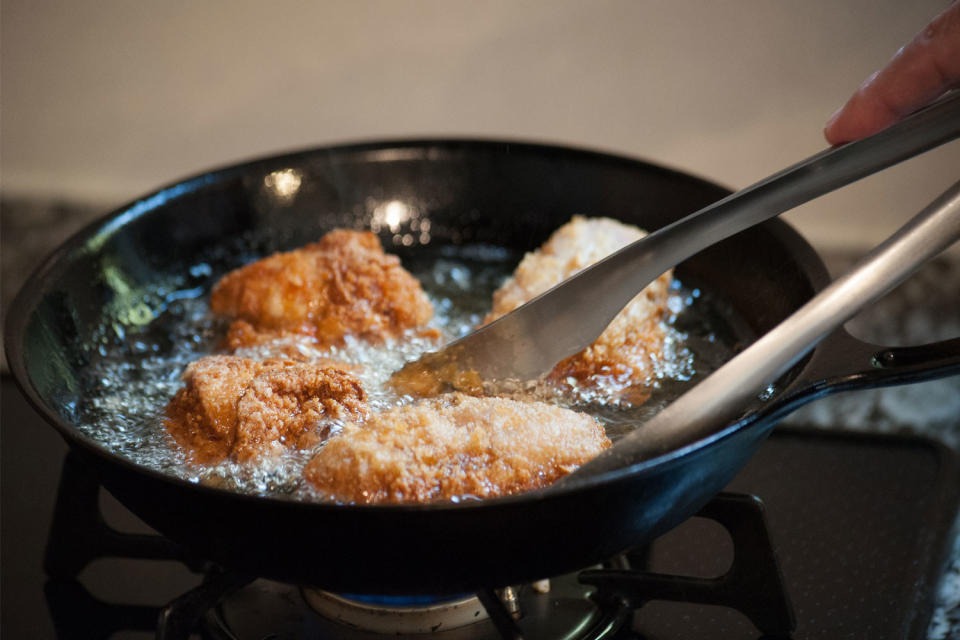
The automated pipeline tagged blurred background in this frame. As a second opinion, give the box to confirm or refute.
[3,1,959,231]
[2,0,959,323]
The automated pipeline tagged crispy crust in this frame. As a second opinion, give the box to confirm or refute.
[484,216,672,399]
[303,393,611,504]
[211,230,433,349]
[164,355,367,463]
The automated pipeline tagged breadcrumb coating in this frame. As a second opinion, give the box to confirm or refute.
[211,230,434,349]
[484,216,672,400]
[164,355,367,463]
[303,393,610,504]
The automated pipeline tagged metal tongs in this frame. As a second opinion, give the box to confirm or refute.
[564,178,960,484]
[392,92,960,390]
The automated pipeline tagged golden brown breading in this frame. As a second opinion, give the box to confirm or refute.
[484,216,672,401]
[164,355,367,463]
[211,230,434,349]
[303,393,610,504]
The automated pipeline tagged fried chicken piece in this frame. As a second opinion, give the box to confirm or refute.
[164,355,367,463]
[484,216,672,402]
[303,393,610,504]
[211,230,434,349]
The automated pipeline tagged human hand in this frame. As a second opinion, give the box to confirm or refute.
[824,1,960,145]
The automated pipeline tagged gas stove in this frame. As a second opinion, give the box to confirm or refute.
[3,376,958,640]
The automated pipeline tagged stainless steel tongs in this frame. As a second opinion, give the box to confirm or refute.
[393,92,960,388]
[564,178,960,483]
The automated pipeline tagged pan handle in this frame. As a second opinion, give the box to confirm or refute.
[783,327,960,401]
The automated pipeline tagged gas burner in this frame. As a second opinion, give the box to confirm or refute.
[203,576,615,640]
[300,590,489,634]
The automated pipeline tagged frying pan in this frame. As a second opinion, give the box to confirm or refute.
[6,139,960,595]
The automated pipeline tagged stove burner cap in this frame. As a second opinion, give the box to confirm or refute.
[301,589,488,634]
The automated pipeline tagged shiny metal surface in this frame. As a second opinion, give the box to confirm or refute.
[568,181,960,482]
[396,93,960,384]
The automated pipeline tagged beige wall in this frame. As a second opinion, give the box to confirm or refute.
[2,0,958,254]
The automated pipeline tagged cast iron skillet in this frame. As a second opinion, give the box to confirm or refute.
[6,139,960,594]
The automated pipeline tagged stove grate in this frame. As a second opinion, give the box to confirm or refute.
[42,452,795,640]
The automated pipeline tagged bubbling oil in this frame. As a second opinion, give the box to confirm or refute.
[72,245,742,500]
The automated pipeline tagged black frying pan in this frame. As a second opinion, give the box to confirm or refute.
[6,140,960,595]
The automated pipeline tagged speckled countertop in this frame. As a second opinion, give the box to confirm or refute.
[786,252,960,640]
[2,198,958,638]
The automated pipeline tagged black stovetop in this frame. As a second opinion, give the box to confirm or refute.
[3,376,959,640]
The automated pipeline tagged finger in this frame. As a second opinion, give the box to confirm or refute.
[824,1,960,145]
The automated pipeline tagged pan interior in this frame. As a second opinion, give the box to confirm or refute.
[13,140,819,502]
